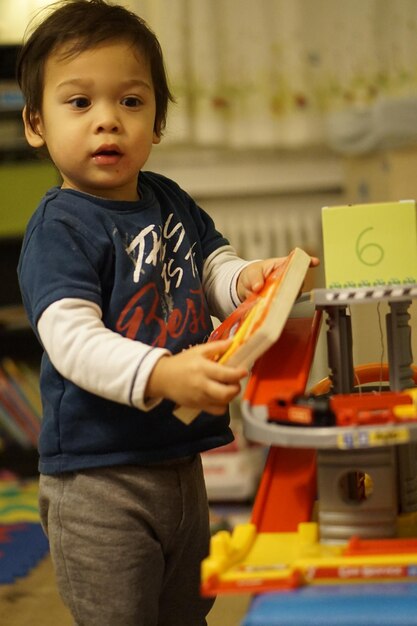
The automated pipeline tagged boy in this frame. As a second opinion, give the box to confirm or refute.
[17,1,318,625]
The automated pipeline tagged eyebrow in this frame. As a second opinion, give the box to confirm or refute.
[56,78,153,91]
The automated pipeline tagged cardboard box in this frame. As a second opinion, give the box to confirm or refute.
[344,145,417,204]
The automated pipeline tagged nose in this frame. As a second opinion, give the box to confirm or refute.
[94,103,120,133]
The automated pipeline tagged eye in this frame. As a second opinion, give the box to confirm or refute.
[121,96,142,108]
[68,96,91,109]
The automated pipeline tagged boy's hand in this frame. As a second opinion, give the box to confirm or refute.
[146,339,248,415]
[237,254,320,302]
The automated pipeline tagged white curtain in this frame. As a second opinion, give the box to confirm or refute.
[5,0,417,152]
[129,0,417,152]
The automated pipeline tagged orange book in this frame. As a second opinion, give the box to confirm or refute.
[174,247,311,423]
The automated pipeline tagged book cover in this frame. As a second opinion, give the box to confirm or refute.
[210,247,311,368]
[2,358,42,418]
[0,402,33,448]
[174,247,311,424]
[0,368,40,447]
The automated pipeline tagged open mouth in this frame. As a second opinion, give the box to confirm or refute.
[94,148,121,157]
[94,141,122,153]
[92,146,122,163]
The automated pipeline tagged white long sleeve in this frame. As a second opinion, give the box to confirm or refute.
[37,298,170,410]
[202,245,252,320]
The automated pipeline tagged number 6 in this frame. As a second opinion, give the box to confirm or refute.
[355,227,384,266]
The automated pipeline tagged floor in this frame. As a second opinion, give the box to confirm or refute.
[0,554,251,626]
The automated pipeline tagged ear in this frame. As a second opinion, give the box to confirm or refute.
[153,130,161,145]
[22,106,46,148]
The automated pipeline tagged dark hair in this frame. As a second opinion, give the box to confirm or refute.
[16,0,174,136]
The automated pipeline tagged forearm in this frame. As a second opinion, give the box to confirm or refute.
[37,298,170,410]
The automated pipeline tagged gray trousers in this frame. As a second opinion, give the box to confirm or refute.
[39,455,215,626]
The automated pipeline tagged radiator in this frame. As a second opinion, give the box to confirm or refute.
[209,203,323,261]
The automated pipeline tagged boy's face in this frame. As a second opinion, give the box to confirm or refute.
[24,40,160,201]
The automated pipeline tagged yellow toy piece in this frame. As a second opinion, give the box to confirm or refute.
[202,521,417,595]
[394,388,417,419]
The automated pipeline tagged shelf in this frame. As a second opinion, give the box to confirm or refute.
[147,146,344,200]
[0,305,29,331]
[0,445,38,477]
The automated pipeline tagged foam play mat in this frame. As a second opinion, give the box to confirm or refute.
[0,475,48,584]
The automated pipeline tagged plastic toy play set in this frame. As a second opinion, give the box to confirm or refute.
[201,200,417,598]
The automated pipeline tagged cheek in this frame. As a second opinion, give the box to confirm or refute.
[48,127,78,152]
[46,138,79,173]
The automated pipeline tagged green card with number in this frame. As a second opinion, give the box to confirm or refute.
[322,200,417,288]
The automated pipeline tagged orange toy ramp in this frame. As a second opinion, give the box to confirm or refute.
[243,309,322,409]
[251,446,317,533]
[243,306,320,533]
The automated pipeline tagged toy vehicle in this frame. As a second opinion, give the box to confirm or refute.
[267,389,417,428]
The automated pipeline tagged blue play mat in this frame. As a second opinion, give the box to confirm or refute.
[242,584,417,626]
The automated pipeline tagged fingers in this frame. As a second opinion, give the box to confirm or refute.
[160,341,248,412]
[200,346,248,381]
[198,338,234,357]
[196,340,248,372]
[188,350,247,407]
[263,257,286,276]
[199,360,247,410]
[267,254,320,272]
[194,379,242,415]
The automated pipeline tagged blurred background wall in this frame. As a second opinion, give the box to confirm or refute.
[2,0,417,379]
